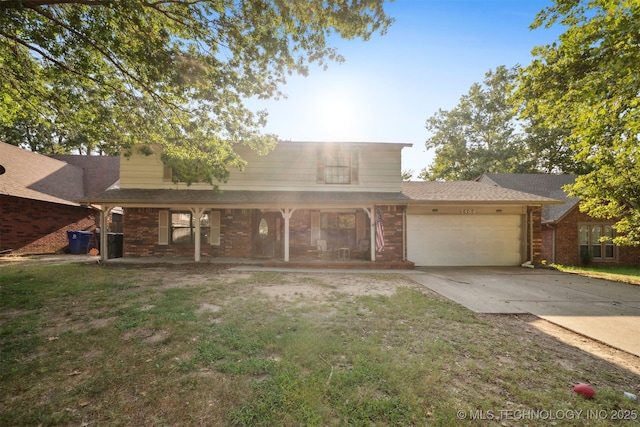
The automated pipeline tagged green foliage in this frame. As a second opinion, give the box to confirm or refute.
[517,0,640,245]
[421,66,541,181]
[422,62,591,181]
[0,0,392,184]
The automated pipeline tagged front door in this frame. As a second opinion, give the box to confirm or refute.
[252,212,281,258]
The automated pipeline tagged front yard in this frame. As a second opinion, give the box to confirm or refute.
[0,263,638,426]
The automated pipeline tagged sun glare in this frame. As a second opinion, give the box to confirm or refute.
[313,89,361,139]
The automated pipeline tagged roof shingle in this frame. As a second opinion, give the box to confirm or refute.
[477,173,579,222]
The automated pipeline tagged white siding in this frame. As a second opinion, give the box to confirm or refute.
[120,142,406,192]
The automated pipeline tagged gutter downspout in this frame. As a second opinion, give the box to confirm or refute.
[402,208,407,261]
[530,208,534,264]
[545,223,556,264]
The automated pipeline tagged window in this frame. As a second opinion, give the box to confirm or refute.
[171,211,210,244]
[158,210,220,246]
[316,150,358,184]
[320,212,356,247]
[162,165,205,183]
[579,224,615,262]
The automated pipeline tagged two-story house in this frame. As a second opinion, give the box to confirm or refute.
[83,141,559,267]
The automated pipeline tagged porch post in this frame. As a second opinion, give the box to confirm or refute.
[191,207,206,262]
[362,207,375,261]
[100,205,113,263]
[279,208,296,262]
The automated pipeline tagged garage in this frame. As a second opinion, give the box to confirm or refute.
[406,213,524,266]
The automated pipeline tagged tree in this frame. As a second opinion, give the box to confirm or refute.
[0,0,392,184]
[401,169,414,181]
[420,66,534,181]
[517,0,640,246]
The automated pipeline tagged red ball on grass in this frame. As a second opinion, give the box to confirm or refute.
[573,383,595,398]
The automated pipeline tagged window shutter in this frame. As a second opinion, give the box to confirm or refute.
[163,165,173,181]
[311,212,321,245]
[158,211,169,245]
[316,151,325,183]
[210,211,221,246]
[351,150,359,184]
[356,210,366,242]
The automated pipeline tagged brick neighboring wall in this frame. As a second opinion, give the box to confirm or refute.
[544,206,640,266]
[0,195,97,255]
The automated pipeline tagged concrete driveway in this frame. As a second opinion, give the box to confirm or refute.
[408,267,640,357]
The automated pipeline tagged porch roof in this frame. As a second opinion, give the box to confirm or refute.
[80,186,412,208]
[81,180,562,208]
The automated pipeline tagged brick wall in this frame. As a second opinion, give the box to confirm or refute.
[123,207,253,258]
[528,206,543,265]
[374,205,405,263]
[0,195,97,255]
[289,209,312,256]
[122,206,407,262]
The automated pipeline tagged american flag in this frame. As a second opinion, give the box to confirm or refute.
[375,208,385,252]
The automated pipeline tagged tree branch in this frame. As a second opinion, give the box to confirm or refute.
[27,5,189,115]
[0,1,106,8]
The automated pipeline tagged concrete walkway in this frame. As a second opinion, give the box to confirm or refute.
[409,267,640,357]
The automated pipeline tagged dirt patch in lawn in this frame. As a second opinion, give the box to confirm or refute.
[120,264,640,378]
[3,261,640,426]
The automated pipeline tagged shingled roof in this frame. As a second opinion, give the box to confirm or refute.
[83,179,559,207]
[0,142,119,206]
[49,154,119,198]
[402,181,561,204]
[80,183,412,207]
[477,173,580,222]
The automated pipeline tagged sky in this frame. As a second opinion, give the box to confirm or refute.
[248,0,565,180]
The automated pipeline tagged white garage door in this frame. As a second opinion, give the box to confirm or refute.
[407,215,522,266]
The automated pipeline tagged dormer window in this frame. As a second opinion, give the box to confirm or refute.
[316,149,359,184]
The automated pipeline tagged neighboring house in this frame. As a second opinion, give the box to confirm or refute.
[477,173,640,266]
[0,142,119,255]
[83,141,559,267]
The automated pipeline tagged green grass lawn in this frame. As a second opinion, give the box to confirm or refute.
[553,264,640,285]
[0,264,638,426]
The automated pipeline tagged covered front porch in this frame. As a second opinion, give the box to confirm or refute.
[86,189,411,265]
[96,203,408,266]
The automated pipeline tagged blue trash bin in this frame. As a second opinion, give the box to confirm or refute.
[67,231,93,254]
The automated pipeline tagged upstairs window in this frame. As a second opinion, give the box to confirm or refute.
[317,150,359,184]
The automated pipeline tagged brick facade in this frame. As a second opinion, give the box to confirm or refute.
[122,206,406,263]
[374,205,405,263]
[124,208,258,258]
[528,206,543,265]
[541,206,640,266]
[0,195,98,255]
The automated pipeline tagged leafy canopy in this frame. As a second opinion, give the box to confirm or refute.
[0,0,393,184]
[421,63,589,182]
[517,0,640,245]
[421,66,533,181]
